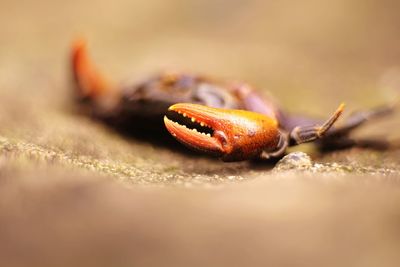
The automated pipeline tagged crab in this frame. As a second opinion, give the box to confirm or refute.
[71,39,398,162]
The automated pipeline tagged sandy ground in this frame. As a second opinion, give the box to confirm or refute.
[1,0,400,266]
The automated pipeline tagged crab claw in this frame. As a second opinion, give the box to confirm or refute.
[164,103,281,161]
[71,38,114,101]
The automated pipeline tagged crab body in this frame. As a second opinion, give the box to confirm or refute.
[71,39,397,161]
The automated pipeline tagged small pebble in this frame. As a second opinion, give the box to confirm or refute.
[274,152,313,171]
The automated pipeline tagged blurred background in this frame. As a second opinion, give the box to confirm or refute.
[2,0,400,107]
[1,1,400,266]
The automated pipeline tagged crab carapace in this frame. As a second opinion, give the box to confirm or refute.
[71,39,398,161]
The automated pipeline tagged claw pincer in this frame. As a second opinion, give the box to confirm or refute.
[164,103,281,161]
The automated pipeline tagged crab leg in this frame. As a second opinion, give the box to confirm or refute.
[230,83,280,120]
[324,100,398,137]
[289,103,345,145]
[317,100,399,151]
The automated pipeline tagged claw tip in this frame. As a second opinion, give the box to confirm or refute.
[72,37,87,52]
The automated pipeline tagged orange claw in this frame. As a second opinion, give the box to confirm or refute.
[71,38,113,101]
[164,103,281,161]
